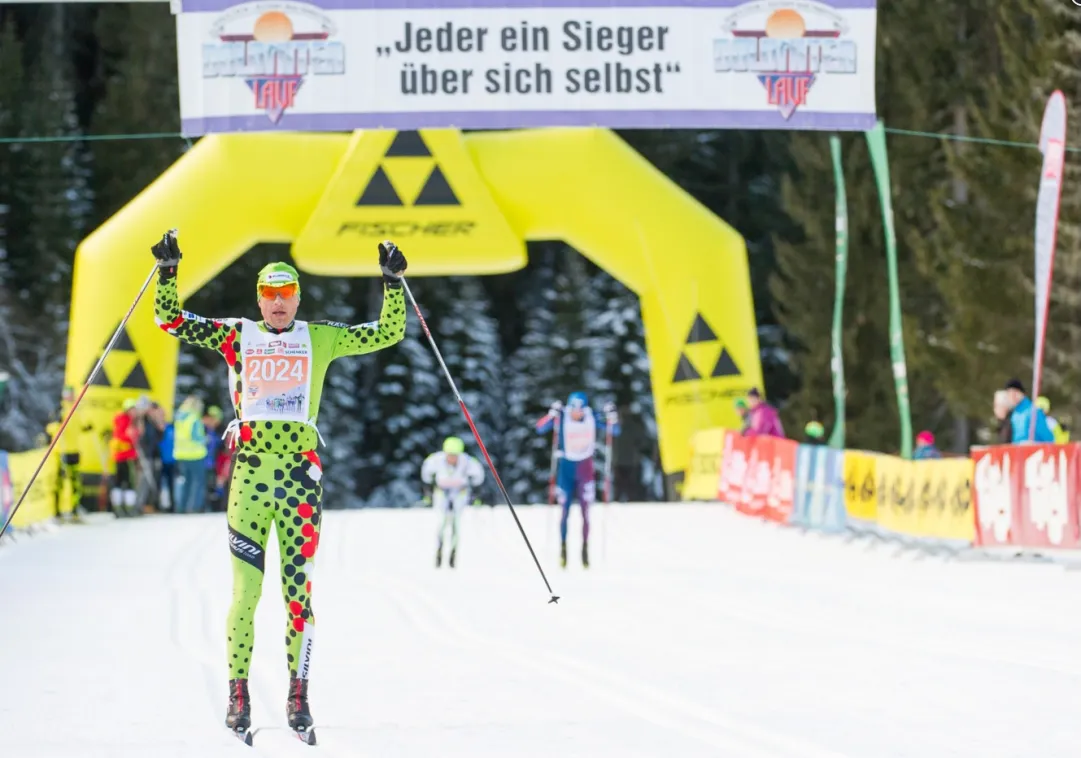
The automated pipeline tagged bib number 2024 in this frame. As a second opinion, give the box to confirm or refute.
[247,357,306,383]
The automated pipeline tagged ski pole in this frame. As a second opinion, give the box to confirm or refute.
[400,277,559,604]
[0,263,159,540]
[546,412,560,553]
[548,413,560,507]
[603,421,613,562]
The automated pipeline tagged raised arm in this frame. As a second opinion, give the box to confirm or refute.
[327,241,409,359]
[151,230,234,353]
[535,401,562,435]
[324,284,407,359]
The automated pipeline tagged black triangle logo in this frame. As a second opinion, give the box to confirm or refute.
[685,314,717,344]
[356,166,403,206]
[113,330,135,352]
[121,361,151,390]
[711,349,740,378]
[384,130,431,157]
[89,367,110,387]
[413,165,460,206]
[672,354,701,383]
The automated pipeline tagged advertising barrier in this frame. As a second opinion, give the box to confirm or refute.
[972,443,1080,550]
[0,451,12,528]
[917,458,975,542]
[791,443,845,531]
[843,450,878,524]
[681,429,1081,557]
[682,427,726,501]
[718,430,749,506]
[715,432,977,546]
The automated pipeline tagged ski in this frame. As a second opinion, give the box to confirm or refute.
[293,727,317,746]
[229,727,254,746]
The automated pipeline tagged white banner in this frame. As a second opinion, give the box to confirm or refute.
[175,0,878,135]
[1031,89,1067,436]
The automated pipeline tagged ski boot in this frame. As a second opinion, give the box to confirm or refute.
[582,541,589,569]
[560,541,568,568]
[225,678,252,733]
[287,677,316,744]
[435,544,443,568]
[449,547,456,569]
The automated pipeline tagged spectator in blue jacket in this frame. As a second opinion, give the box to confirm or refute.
[159,416,176,511]
[1005,378,1054,443]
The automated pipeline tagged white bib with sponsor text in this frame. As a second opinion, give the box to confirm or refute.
[238,321,313,424]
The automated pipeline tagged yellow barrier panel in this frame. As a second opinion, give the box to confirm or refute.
[682,427,726,501]
[66,128,761,480]
[875,455,919,535]
[844,451,879,523]
[912,459,976,542]
[869,455,976,542]
[8,448,60,529]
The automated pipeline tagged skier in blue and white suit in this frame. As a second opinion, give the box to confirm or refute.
[535,392,619,568]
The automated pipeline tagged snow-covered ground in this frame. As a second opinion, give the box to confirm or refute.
[3,503,1081,758]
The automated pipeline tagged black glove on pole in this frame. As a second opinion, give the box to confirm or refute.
[0,242,165,539]
[379,241,559,604]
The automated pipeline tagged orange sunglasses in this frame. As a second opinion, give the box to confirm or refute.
[258,283,299,300]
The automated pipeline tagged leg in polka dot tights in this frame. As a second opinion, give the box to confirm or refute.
[225,450,323,682]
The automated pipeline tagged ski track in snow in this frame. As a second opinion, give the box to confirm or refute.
[3,503,1081,757]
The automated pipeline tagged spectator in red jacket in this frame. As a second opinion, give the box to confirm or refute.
[110,398,141,518]
[742,388,786,439]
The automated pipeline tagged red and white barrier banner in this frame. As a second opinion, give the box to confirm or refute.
[764,438,798,523]
[739,435,773,517]
[972,443,1081,550]
[718,431,748,505]
[717,431,797,524]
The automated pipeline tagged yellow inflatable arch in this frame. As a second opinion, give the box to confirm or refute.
[66,128,761,487]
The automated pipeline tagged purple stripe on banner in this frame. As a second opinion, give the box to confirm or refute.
[181,109,876,135]
[181,0,876,13]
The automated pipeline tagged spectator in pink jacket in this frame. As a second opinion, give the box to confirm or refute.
[742,388,786,438]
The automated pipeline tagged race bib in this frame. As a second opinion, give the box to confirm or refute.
[239,321,313,423]
[563,412,596,462]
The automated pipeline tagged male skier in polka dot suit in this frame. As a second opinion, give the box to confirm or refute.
[151,230,408,737]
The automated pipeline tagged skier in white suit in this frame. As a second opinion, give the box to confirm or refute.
[421,436,485,568]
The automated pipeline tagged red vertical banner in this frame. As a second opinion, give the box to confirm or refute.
[718,431,749,505]
[765,438,798,523]
[1030,91,1068,437]
[1015,443,1080,549]
[971,446,1021,547]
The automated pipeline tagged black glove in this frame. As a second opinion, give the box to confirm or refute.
[151,229,182,278]
[378,240,408,288]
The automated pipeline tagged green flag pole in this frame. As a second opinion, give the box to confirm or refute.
[828,136,848,449]
[865,121,913,459]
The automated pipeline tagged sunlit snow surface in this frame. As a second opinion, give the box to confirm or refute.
[3,503,1080,758]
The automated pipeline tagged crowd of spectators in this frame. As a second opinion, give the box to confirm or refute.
[105,393,233,517]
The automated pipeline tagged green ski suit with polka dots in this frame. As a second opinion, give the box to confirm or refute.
[154,267,406,680]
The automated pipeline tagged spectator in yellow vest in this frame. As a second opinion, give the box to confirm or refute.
[174,395,209,514]
[1037,396,1070,444]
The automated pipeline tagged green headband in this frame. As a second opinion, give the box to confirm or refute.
[257,262,301,297]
